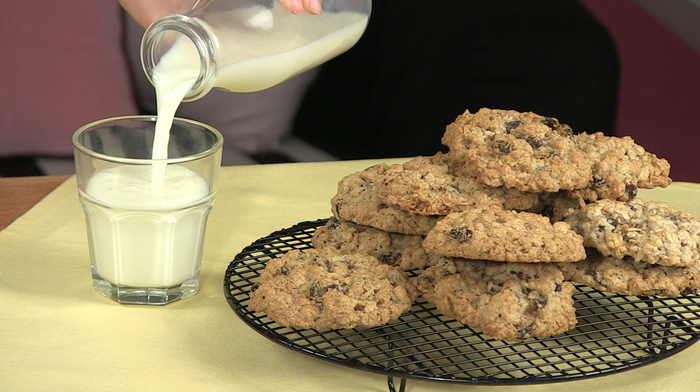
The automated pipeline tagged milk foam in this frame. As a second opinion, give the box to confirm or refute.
[86,165,209,208]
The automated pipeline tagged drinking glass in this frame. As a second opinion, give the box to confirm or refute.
[73,116,223,305]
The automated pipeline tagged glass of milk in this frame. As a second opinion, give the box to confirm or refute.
[72,116,223,305]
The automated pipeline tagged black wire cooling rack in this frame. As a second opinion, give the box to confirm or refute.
[223,219,700,391]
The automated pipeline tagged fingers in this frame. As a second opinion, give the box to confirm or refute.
[278,0,322,15]
[303,0,322,15]
[278,0,301,14]
[122,0,322,24]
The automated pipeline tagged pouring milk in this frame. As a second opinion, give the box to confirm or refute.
[83,4,368,288]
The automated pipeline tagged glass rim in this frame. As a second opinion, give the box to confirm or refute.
[72,115,224,165]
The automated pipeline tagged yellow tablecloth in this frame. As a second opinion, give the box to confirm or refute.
[1,160,699,392]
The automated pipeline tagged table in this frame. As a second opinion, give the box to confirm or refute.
[0,175,69,231]
[1,160,700,392]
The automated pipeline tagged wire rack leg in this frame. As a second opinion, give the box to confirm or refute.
[387,376,407,392]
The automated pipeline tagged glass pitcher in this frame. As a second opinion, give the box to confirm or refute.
[141,0,371,102]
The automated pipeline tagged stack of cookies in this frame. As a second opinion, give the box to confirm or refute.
[249,108,699,342]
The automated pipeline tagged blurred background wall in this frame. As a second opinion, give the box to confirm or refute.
[581,0,700,182]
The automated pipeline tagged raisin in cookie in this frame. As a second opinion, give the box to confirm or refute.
[569,132,672,201]
[422,209,586,262]
[415,258,577,341]
[558,249,700,297]
[312,217,441,270]
[564,198,700,267]
[249,248,418,330]
[331,164,439,235]
[441,108,593,193]
[375,153,540,216]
